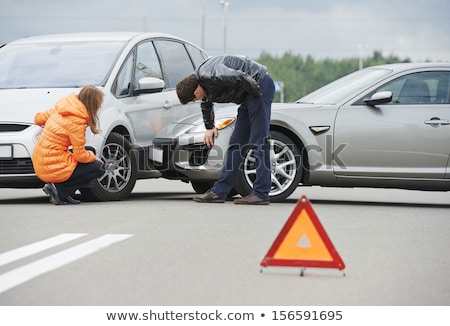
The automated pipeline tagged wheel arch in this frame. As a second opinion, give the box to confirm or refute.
[270,124,310,184]
[109,124,132,143]
[80,131,138,201]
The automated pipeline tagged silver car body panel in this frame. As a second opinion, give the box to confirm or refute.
[152,63,450,192]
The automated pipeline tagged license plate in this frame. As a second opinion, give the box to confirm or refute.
[149,146,163,164]
[0,145,13,160]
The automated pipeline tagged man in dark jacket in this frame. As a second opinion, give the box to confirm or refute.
[176,55,275,205]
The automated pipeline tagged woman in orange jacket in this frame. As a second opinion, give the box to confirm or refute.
[32,85,104,205]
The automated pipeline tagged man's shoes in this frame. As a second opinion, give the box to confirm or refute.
[193,190,225,203]
[234,194,270,205]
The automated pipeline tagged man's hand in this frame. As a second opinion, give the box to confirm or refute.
[204,127,218,147]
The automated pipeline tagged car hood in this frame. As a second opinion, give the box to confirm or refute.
[273,102,323,109]
[154,101,333,140]
[216,102,325,115]
[0,88,80,123]
[209,102,325,118]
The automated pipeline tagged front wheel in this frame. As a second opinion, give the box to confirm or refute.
[191,180,238,198]
[191,180,214,194]
[80,132,137,201]
[234,131,303,202]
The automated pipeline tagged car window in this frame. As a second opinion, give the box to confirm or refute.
[112,41,164,97]
[185,43,208,68]
[376,71,450,104]
[298,68,391,105]
[154,40,196,89]
[112,51,135,97]
[134,41,163,87]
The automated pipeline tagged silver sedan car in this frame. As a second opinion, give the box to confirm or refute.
[151,62,450,201]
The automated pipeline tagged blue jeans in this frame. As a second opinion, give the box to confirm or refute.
[212,74,275,200]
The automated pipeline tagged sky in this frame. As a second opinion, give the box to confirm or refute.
[1,0,449,62]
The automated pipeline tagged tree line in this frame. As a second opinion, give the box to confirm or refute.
[254,50,411,102]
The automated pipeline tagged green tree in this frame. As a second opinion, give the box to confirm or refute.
[254,51,411,102]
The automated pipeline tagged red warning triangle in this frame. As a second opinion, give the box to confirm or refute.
[260,195,345,270]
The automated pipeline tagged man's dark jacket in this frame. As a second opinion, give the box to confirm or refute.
[192,55,267,129]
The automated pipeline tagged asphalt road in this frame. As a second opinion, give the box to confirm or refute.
[0,179,449,306]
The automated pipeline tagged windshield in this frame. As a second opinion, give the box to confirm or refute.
[297,67,392,105]
[0,41,125,88]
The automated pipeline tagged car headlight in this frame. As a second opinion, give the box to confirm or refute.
[215,118,235,130]
[189,117,235,133]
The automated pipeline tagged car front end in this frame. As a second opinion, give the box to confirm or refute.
[0,88,83,188]
[151,106,238,183]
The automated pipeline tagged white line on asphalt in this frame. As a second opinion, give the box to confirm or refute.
[0,234,133,294]
[0,233,88,267]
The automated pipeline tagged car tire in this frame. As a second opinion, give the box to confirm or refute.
[191,180,214,194]
[80,132,137,201]
[234,130,303,202]
[191,180,238,198]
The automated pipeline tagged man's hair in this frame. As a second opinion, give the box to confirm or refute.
[176,75,198,104]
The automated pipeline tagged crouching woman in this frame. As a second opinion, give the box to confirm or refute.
[32,85,105,205]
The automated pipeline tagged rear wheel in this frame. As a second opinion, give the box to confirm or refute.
[80,132,137,201]
[234,131,303,202]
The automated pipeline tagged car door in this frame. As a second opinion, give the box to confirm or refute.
[113,38,204,146]
[333,70,450,179]
[152,39,204,131]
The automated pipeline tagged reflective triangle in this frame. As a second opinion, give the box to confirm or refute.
[260,195,345,270]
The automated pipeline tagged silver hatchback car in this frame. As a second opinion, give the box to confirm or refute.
[0,32,208,200]
[151,62,450,201]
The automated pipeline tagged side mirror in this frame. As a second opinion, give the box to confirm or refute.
[364,91,393,106]
[135,77,165,94]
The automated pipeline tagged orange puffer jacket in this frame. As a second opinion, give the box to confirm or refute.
[32,93,97,183]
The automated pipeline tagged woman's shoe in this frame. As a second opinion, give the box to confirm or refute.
[43,184,80,205]
[64,196,81,204]
[43,183,61,204]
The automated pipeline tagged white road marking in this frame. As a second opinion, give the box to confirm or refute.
[0,233,88,267]
[0,234,133,294]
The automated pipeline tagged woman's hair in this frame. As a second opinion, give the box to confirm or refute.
[176,75,198,104]
[78,85,104,134]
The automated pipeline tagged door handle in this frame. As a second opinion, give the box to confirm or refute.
[424,118,450,126]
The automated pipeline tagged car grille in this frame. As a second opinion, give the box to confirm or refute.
[0,124,30,132]
[0,124,35,175]
[0,158,35,174]
[181,144,210,166]
[151,139,211,170]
